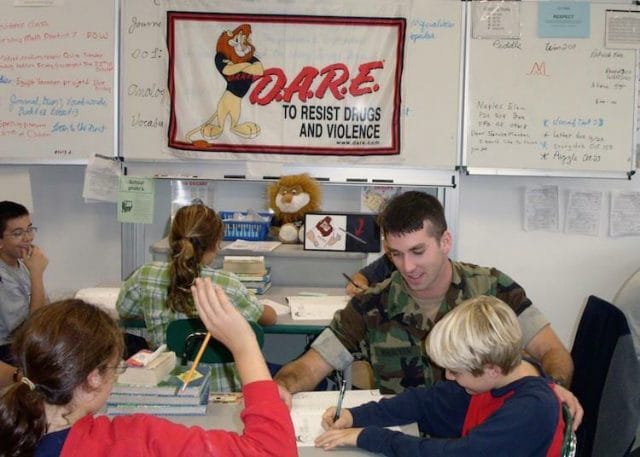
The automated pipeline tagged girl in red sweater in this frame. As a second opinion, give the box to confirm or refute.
[0,278,296,457]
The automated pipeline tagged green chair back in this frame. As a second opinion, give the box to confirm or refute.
[166,318,264,365]
[561,403,577,457]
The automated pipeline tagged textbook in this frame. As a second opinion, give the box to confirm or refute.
[115,351,177,387]
[108,376,210,407]
[222,255,266,275]
[233,267,272,283]
[112,364,211,398]
[106,402,208,416]
[244,280,272,295]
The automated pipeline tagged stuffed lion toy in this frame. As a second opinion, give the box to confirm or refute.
[267,173,322,243]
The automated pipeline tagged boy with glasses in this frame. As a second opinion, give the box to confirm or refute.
[0,201,48,363]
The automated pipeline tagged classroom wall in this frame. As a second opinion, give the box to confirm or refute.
[2,165,122,300]
[457,173,640,346]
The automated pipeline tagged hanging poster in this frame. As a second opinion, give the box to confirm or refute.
[166,12,405,156]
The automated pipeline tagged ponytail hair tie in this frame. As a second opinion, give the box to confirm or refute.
[21,376,36,391]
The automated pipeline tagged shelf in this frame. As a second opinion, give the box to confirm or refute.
[151,237,368,260]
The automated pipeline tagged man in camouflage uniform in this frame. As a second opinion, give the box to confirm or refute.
[275,191,579,419]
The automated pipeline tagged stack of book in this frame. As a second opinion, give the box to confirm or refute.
[107,351,212,416]
[223,256,272,294]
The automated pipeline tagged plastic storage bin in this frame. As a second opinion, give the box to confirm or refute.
[219,211,273,241]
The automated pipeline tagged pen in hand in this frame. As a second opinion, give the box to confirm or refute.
[333,379,347,422]
[342,273,365,290]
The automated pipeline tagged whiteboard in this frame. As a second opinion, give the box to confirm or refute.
[463,1,637,177]
[0,0,116,162]
[120,0,463,169]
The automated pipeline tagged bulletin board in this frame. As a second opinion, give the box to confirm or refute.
[0,0,116,162]
[463,1,638,177]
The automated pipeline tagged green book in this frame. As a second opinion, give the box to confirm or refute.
[111,364,211,398]
[106,402,208,416]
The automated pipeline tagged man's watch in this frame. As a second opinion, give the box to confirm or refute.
[551,376,567,388]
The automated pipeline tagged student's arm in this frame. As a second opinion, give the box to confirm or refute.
[22,245,48,311]
[192,278,270,384]
[316,382,468,452]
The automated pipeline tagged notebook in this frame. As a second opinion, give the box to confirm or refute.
[290,390,398,447]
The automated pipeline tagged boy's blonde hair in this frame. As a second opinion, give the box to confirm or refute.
[426,296,523,376]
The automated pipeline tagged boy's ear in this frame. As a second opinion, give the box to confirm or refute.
[484,364,502,378]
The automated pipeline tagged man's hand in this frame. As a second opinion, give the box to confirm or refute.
[553,383,583,431]
[345,272,369,296]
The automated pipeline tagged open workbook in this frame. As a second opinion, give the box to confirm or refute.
[290,390,399,447]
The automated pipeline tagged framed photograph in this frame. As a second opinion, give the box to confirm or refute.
[303,213,381,253]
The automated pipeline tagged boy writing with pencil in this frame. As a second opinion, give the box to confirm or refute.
[315,295,568,456]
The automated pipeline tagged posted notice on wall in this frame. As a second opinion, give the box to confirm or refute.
[117,176,154,224]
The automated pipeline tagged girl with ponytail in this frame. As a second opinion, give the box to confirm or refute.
[116,204,276,391]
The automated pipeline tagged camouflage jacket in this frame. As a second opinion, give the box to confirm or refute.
[329,260,531,394]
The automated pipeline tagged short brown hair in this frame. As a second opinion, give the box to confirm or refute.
[378,191,447,240]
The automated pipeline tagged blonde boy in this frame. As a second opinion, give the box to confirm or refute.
[315,296,567,456]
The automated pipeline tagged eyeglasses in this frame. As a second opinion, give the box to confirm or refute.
[4,227,38,239]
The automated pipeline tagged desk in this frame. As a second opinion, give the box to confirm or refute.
[86,284,343,364]
[263,285,345,335]
[118,285,339,334]
[164,400,414,456]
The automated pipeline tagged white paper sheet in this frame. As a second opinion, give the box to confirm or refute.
[290,390,393,447]
[287,295,350,320]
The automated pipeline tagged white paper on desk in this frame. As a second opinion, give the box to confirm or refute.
[225,240,282,252]
[287,295,350,320]
[74,287,120,317]
[291,390,398,447]
[258,298,290,316]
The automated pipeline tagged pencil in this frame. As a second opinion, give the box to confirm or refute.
[342,272,365,290]
[333,379,347,422]
[178,331,211,394]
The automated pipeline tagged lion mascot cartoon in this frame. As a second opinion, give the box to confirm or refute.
[267,174,322,243]
[186,24,263,143]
